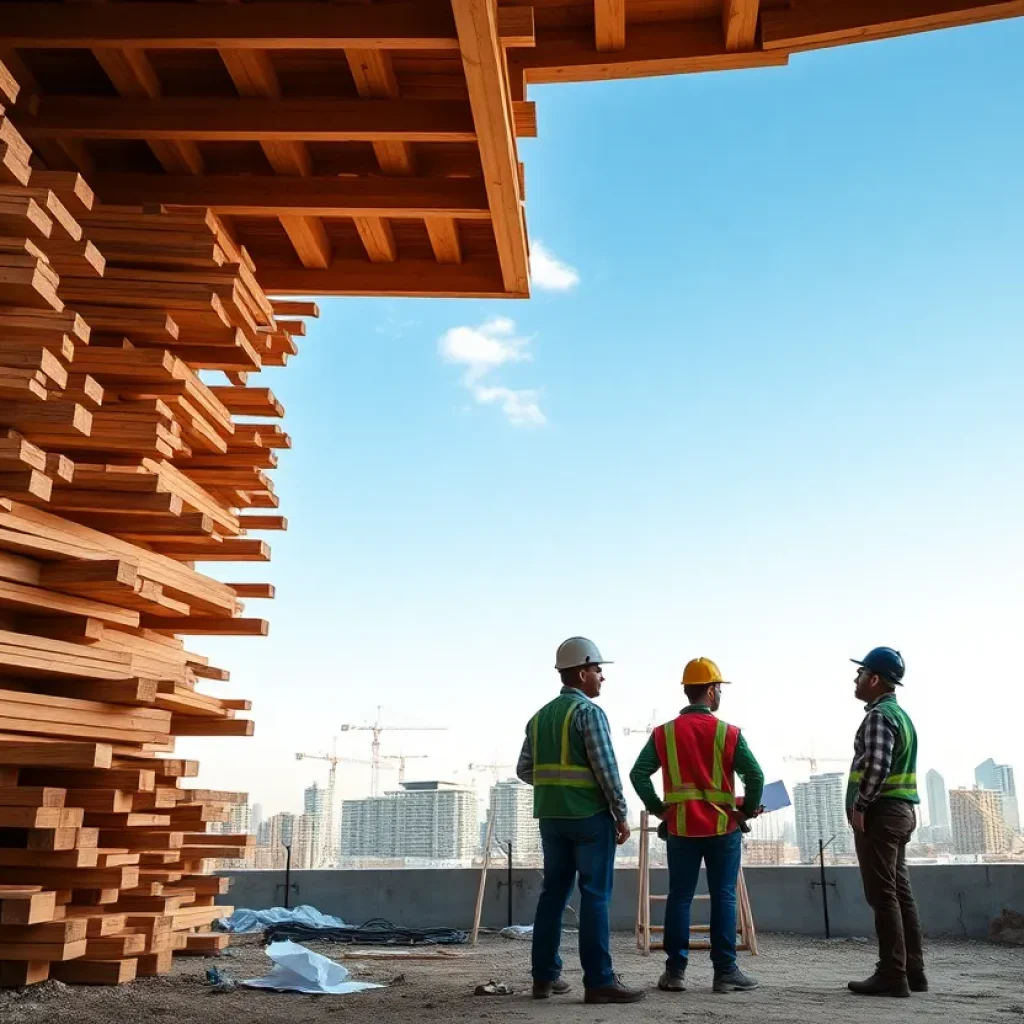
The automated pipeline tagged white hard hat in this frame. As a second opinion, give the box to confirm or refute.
[555,637,611,672]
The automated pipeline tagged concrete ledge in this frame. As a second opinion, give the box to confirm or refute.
[217,864,1024,940]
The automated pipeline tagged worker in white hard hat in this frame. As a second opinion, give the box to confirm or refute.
[516,637,645,1005]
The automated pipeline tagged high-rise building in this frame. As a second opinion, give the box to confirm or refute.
[925,770,948,829]
[489,779,541,862]
[292,813,316,869]
[251,802,264,837]
[340,782,478,863]
[794,773,853,863]
[255,811,298,869]
[975,759,1019,834]
[304,781,329,867]
[950,788,1008,856]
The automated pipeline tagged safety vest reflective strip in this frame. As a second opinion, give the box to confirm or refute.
[662,716,735,835]
[848,770,917,796]
[531,704,599,789]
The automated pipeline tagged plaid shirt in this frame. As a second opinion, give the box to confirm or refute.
[517,687,628,822]
[850,693,900,812]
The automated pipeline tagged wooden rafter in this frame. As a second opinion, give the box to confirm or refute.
[86,175,492,219]
[0,3,462,50]
[761,0,1024,51]
[723,0,760,52]
[18,98,477,143]
[512,20,788,85]
[595,0,627,52]
[210,14,330,271]
[261,258,507,298]
[451,0,529,297]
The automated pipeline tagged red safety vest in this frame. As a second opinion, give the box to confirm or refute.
[653,713,740,837]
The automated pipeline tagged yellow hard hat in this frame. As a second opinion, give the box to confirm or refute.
[681,657,730,686]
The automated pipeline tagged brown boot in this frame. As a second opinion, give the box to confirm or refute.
[533,977,571,999]
[848,973,910,998]
[584,976,647,1004]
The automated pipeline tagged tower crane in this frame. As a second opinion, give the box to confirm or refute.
[784,755,848,775]
[295,740,372,867]
[380,753,428,784]
[340,706,446,796]
[469,762,514,782]
[623,709,660,738]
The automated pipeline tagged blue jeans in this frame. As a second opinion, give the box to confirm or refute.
[532,813,615,990]
[664,829,742,973]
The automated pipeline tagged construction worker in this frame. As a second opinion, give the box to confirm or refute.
[629,657,763,994]
[846,647,925,998]
[516,637,645,1005]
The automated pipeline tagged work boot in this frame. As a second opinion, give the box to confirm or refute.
[532,977,571,999]
[908,972,929,993]
[713,967,759,993]
[848,973,911,998]
[583,976,647,1004]
[657,966,687,992]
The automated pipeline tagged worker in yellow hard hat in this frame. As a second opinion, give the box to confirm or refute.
[629,658,764,994]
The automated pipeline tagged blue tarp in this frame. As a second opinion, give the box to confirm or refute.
[217,905,346,934]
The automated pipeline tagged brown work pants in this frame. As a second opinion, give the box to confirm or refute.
[854,800,924,980]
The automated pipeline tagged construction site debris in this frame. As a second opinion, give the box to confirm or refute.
[242,940,382,995]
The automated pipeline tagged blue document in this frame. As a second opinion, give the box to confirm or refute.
[760,780,791,813]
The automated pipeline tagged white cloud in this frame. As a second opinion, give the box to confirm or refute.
[530,241,580,291]
[473,386,546,427]
[438,318,545,427]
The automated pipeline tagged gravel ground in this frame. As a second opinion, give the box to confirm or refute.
[1,933,1021,1024]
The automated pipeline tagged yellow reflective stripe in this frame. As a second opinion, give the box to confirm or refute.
[715,806,729,835]
[534,778,600,789]
[560,705,575,766]
[886,773,916,784]
[534,763,593,776]
[663,724,683,790]
[849,771,864,782]
[664,789,734,804]
[712,719,727,790]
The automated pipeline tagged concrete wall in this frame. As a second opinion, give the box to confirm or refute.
[218,864,1024,941]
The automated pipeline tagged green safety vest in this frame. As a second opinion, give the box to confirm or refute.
[846,698,919,808]
[529,693,607,820]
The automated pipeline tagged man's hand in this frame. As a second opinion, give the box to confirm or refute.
[851,808,866,833]
[615,821,631,846]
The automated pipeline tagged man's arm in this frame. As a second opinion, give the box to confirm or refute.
[516,730,534,786]
[854,710,898,812]
[578,706,629,823]
[629,735,667,817]
[733,733,764,814]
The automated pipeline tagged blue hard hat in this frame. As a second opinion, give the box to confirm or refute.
[851,647,905,686]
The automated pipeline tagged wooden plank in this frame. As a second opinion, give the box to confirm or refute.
[0,787,65,808]
[51,957,137,984]
[0,959,49,986]
[0,938,86,961]
[452,0,530,297]
[760,0,1024,51]
[595,0,626,52]
[723,0,761,52]
[21,98,476,143]
[0,742,113,770]
[262,258,508,297]
[513,20,789,84]
[0,890,56,926]
[0,3,461,50]
[88,174,490,218]
[226,583,274,599]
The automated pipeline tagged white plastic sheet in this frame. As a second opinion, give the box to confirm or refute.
[217,904,346,934]
[242,940,382,995]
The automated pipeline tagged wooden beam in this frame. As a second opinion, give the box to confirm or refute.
[451,0,530,296]
[86,174,491,217]
[353,217,397,263]
[595,0,627,52]
[513,20,789,85]
[723,0,760,52]
[512,100,537,138]
[211,26,330,270]
[498,7,537,48]
[20,98,476,143]
[761,0,1024,51]
[425,216,463,264]
[262,258,514,298]
[0,3,461,50]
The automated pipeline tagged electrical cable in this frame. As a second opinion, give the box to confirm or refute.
[263,916,468,946]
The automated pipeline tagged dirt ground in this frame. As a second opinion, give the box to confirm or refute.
[1,932,1021,1024]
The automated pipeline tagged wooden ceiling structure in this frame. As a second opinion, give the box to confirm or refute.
[1,0,1021,301]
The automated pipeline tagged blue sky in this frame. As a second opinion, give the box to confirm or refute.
[184,20,1024,821]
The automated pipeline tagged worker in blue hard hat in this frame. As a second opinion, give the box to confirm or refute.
[845,647,925,998]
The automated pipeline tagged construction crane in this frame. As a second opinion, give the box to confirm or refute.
[295,740,372,867]
[784,755,848,775]
[340,706,446,797]
[380,753,428,784]
[468,762,514,783]
[623,709,660,738]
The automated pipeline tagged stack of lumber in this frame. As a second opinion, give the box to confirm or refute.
[0,61,310,985]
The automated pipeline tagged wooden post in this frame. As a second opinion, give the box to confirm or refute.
[470,813,495,945]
